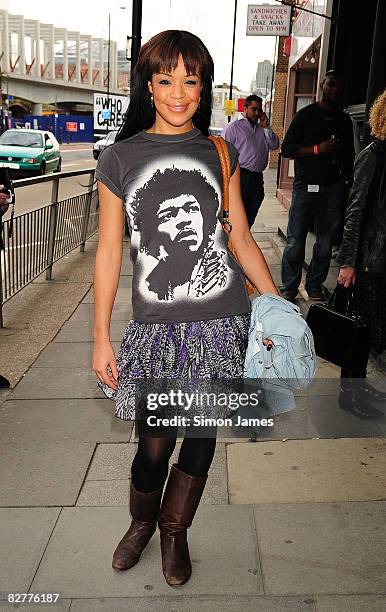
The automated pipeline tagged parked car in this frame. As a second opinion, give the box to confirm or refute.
[0,129,61,177]
[93,130,119,159]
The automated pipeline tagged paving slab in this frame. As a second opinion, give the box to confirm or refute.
[250,399,321,441]
[86,443,133,480]
[80,287,93,303]
[118,275,133,288]
[69,595,316,611]
[0,236,96,387]
[254,501,386,595]
[76,474,231,508]
[0,441,95,506]
[32,342,119,368]
[258,247,281,265]
[294,379,341,397]
[0,389,11,406]
[69,303,132,322]
[82,288,131,304]
[313,360,341,379]
[264,263,282,285]
[31,505,262,598]
[227,438,386,504]
[223,397,322,442]
[81,442,228,505]
[315,594,386,612]
[53,320,127,342]
[305,395,384,439]
[376,416,386,437]
[0,602,70,612]
[76,479,130,506]
[121,249,133,266]
[207,426,252,442]
[11,368,105,399]
[0,399,130,443]
[121,251,133,269]
[0,508,60,593]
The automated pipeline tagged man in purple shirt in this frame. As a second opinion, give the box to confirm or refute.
[221,95,279,227]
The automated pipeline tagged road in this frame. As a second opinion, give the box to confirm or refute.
[10,147,97,216]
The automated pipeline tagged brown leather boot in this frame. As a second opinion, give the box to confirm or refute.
[158,464,207,587]
[112,482,163,571]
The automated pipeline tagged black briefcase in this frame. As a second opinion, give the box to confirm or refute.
[305,285,367,368]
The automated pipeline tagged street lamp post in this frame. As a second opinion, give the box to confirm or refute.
[228,0,238,123]
[107,13,111,102]
[0,73,10,133]
[131,0,143,71]
[105,6,126,133]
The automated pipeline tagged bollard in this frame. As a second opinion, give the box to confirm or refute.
[79,170,95,253]
[66,130,70,145]
[59,127,63,144]
[46,177,60,280]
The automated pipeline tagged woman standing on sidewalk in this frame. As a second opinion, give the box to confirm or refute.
[92,30,278,587]
[336,89,386,418]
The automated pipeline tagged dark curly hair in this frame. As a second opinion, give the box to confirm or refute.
[130,167,219,258]
[116,30,214,141]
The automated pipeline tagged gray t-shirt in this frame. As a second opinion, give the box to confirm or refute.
[96,127,251,323]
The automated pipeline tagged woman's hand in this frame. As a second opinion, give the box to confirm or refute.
[93,339,119,390]
[338,266,356,288]
[263,338,274,350]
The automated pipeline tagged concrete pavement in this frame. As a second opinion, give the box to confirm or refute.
[0,169,385,611]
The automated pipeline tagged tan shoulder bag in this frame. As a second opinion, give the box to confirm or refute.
[208,135,255,296]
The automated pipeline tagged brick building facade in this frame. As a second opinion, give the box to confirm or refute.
[269,36,289,168]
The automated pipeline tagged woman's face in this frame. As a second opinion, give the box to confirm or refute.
[148,54,201,134]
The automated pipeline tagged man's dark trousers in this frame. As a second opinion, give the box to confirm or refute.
[281,179,347,294]
[240,167,264,228]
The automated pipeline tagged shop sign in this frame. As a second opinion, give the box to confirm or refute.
[246,4,291,36]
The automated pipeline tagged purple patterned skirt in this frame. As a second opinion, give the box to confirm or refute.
[97,314,250,421]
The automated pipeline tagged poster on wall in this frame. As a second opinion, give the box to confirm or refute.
[246,4,291,36]
[93,94,129,132]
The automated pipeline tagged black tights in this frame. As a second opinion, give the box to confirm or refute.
[131,421,217,493]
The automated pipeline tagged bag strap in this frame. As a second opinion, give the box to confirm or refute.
[208,135,232,232]
[208,135,255,296]
[329,283,356,316]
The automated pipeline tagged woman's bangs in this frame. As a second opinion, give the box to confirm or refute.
[148,37,203,77]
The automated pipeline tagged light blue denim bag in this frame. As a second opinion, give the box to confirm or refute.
[244,294,316,414]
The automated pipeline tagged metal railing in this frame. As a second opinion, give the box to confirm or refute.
[0,169,98,327]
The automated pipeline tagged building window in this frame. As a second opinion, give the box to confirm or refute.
[294,69,317,113]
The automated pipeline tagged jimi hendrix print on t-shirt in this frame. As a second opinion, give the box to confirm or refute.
[95,128,250,324]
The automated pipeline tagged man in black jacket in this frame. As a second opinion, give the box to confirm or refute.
[280,71,355,301]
